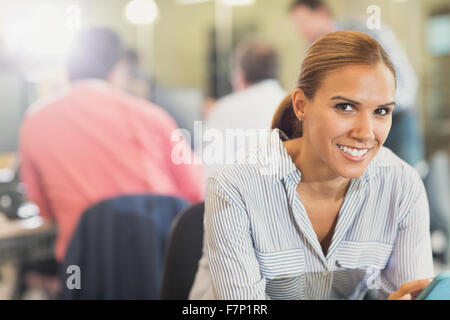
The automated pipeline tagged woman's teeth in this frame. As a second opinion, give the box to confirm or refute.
[338,144,369,157]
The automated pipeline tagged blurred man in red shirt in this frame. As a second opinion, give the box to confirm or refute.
[19,28,204,262]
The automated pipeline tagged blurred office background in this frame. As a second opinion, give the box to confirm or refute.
[0,0,449,299]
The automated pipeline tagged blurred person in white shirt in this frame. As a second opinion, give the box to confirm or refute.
[202,41,285,177]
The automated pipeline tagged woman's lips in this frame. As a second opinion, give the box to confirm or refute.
[337,144,371,162]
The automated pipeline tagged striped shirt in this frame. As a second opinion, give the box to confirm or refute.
[189,129,434,300]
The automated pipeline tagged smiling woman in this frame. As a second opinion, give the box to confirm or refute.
[189,30,434,300]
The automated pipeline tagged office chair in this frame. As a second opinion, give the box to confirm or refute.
[160,202,204,300]
[61,193,190,300]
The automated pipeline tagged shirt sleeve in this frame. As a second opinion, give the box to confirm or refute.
[205,176,266,299]
[379,176,434,299]
[18,119,53,221]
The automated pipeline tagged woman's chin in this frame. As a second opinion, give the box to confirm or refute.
[333,163,369,179]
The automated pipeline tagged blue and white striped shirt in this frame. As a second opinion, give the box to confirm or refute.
[189,129,434,300]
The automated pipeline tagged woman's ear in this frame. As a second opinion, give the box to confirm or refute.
[291,88,307,120]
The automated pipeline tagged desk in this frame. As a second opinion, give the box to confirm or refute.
[0,214,57,264]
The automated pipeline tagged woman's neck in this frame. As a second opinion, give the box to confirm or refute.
[283,138,351,201]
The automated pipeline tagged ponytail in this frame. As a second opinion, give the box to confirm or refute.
[271,92,302,139]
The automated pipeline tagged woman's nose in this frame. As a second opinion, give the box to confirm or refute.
[350,112,375,142]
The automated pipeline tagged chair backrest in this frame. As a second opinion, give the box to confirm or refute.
[61,193,190,300]
[160,202,204,300]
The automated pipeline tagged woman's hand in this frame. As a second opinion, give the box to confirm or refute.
[388,278,434,300]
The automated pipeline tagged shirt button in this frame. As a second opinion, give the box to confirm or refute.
[322,269,329,277]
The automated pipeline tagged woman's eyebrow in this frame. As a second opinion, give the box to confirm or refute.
[331,96,396,108]
[378,101,396,108]
[330,96,361,105]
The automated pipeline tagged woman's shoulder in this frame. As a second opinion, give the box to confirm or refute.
[367,146,424,190]
[210,130,287,188]
[371,146,416,169]
[211,146,271,184]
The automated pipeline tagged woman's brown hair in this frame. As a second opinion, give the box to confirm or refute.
[271,30,396,139]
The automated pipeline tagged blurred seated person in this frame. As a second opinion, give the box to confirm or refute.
[289,0,424,168]
[19,28,205,263]
[202,41,285,177]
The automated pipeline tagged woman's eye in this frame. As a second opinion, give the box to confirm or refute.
[334,103,354,112]
[374,108,391,116]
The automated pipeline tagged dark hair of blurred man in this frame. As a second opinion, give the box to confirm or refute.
[66,28,122,82]
[289,0,335,43]
[232,41,279,91]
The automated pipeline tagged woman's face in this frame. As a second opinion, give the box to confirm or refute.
[294,63,396,179]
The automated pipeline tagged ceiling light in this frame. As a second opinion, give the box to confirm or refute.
[125,0,158,25]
